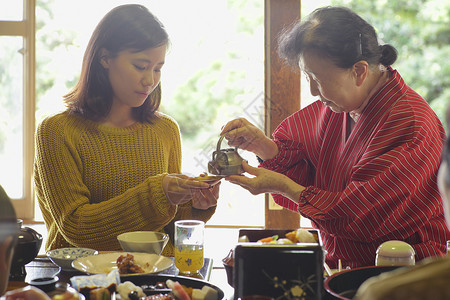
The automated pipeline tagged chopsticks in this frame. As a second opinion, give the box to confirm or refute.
[324,259,344,276]
[324,262,333,276]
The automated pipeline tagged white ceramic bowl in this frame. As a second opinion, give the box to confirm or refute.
[117,231,169,255]
[46,247,98,271]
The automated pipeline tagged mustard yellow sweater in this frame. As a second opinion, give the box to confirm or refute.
[34,111,215,256]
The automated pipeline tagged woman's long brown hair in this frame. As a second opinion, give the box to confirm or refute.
[63,4,169,123]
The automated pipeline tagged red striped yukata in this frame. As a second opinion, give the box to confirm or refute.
[262,68,450,268]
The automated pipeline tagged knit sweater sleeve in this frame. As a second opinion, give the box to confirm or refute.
[34,113,178,251]
[161,115,216,239]
[161,115,216,222]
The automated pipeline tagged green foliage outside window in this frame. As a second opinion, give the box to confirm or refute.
[166,0,450,139]
[1,0,449,151]
[330,0,450,129]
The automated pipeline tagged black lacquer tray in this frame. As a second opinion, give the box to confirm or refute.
[120,274,225,300]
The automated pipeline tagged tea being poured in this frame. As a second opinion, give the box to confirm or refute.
[208,135,245,176]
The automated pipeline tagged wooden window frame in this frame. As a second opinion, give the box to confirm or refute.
[264,0,301,229]
[0,0,36,220]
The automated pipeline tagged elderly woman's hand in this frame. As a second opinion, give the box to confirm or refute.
[225,161,305,203]
[220,118,278,160]
[162,174,210,206]
[191,182,221,210]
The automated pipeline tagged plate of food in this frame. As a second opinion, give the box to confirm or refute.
[72,252,173,275]
[118,273,225,300]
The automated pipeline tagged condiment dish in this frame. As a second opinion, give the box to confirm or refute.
[46,247,98,271]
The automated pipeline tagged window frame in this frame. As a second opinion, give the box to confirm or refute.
[0,0,36,219]
[265,0,301,229]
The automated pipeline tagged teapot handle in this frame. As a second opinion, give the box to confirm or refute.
[214,135,228,164]
[216,135,226,152]
[216,134,239,152]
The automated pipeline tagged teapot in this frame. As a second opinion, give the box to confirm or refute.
[208,135,245,176]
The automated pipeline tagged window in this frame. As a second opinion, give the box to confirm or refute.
[9,0,269,227]
[0,0,35,219]
[0,0,322,228]
[12,0,444,230]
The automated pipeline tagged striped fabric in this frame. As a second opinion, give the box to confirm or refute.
[262,68,450,268]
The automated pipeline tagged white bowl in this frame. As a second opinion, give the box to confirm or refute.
[117,231,169,255]
[46,247,98,271]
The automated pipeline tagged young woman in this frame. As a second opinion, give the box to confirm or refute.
[221,6,450,268]
[34,4,219,255]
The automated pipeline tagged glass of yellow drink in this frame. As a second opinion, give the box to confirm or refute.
[174,220,204,276]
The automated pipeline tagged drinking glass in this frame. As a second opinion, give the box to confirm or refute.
[174,220,204,276]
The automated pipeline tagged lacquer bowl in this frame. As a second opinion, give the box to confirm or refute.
[324,265,406,299]
[10,220,43,281]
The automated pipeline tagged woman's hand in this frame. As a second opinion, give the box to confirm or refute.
[225,161,305,203]
[162,174,210,205]
[220,118,278,160]
[5,286,51,300]
[191,182,221,210]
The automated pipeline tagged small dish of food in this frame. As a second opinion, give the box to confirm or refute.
[223,228,322,289]
[47,247,98,272]
[237,228,320,244]
[118,274,224,300]
[192,173,224,185]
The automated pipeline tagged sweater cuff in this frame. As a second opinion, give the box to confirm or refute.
[147,173,174,218]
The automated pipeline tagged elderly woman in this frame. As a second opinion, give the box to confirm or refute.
[353,108,450,300]
[221,6,450,268]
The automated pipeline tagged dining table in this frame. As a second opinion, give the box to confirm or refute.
[6,255,234,300]
[3,224,238,300]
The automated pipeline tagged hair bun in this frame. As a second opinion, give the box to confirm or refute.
[379,44,398,66]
